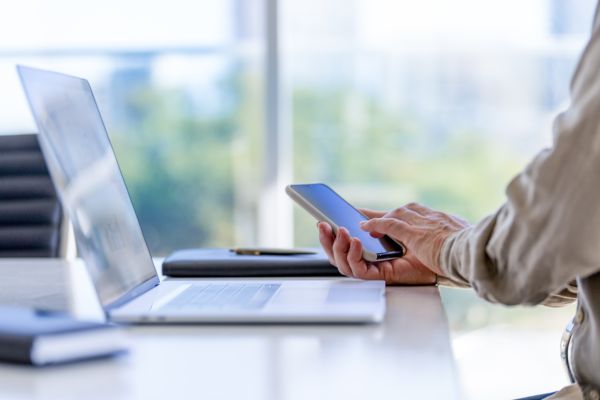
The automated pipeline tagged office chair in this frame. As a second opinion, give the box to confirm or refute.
[0,133,67,257]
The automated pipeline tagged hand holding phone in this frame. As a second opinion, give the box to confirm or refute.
[286,183,405,262]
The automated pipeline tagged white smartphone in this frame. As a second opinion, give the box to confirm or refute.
[286,183,405,262]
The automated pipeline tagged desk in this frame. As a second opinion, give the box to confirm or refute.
[0,259,462,400]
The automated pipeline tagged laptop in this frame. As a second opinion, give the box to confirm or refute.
[17,65,385,324]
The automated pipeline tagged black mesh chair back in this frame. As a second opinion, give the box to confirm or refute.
[0,134,64,257]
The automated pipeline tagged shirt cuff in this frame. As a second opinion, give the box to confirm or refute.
[438,226,473,288]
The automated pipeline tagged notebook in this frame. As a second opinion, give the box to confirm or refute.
[162,248,342,277]
[0,307,127,366]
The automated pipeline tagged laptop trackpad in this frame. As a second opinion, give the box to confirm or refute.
[271,285,382,307]
[326,286,382,303]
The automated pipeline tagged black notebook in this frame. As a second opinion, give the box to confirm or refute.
[162,248,342,277]
[0,307,127,366]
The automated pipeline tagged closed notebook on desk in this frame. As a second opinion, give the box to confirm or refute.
[0,307,127,366]
[162,248,342,277]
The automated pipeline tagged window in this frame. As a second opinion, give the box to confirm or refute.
[0,0,265,254]
[284,0,595,245]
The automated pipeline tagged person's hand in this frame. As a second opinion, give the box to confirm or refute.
[317,204,469,284]
[317,208,434,285]
[359,203,470,276]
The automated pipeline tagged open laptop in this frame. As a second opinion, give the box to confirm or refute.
[17,65,385,324]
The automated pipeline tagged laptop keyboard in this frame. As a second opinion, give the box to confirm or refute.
[161,283,281,311]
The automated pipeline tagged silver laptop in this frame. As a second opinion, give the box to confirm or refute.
[17,65,385,324]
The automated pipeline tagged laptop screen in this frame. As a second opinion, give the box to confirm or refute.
[18,65,159,309]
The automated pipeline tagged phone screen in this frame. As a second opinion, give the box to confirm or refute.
[290,184,404,258]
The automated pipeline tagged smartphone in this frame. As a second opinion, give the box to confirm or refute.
[286,183,405,262]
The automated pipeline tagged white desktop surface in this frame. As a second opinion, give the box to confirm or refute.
[0,259,462,400]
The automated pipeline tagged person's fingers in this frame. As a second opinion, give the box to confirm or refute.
[347,237,367,277]
[369,231,384,238]
[358,208,386,219]
[318,222,336,265]
[391,256,436,284]
[405,203,455,227]
[332,227,353,277]
[358,258,419,283]
[376,261,398,282]
[378,258,419,283]
[356,263,386,280]
[362,264,386,280]
[403,202,433,216]
[360,217,414,245]
[347,238,385,280]
[385,206,426,225]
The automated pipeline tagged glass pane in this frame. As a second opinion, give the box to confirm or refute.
[0,0,265,255]
[0,0,238,50]
[285,0,596,246]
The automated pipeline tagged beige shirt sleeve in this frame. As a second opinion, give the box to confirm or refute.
[438,25,600,306]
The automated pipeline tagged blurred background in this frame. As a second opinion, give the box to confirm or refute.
[0,0,594,397]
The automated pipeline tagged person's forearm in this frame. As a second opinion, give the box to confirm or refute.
[439,180,587,306]
[437,25,600,306]
[436,232,472,289]
[440,226,577,304]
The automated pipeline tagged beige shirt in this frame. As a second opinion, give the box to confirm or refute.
[439,3,600,400]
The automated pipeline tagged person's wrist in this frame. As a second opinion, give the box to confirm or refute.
[430,235,450,276]
[434,225,470,275]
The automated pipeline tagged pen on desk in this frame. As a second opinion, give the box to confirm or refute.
[231,247,318,256]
